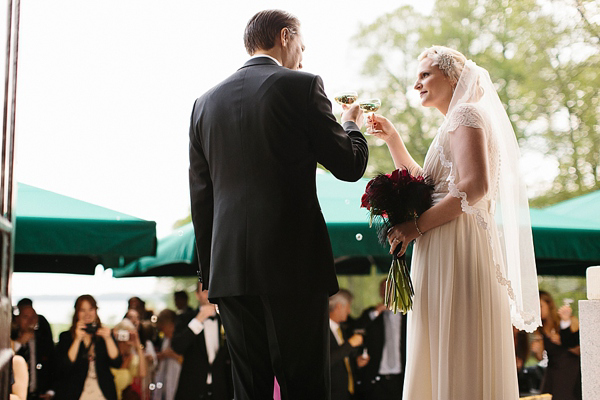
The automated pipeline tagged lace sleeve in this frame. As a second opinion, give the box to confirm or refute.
[446,103,486,133]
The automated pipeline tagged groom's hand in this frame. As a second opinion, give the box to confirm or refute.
[341,104,364,128]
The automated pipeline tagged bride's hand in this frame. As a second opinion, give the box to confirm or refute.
[369,114,399,143]
[387,220,419,257]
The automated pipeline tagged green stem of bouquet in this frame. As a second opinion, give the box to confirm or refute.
[384,254,414,314]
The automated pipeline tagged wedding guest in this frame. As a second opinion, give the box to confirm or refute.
[174,291,192,316]
[355,279,406,400]
[188,9,367,399]
[152,309,182,400]
[514,326,531,394]
[12,300,56,399]
[531,291,581,400]
[372,45,540,399]
[11,353,29,400]
[171,281,232,400]
[329,290,365,400]
[16,298,53,341]
[111,318,147,400]
[128,297,152,321]
[125,308,158,373]
[173,290,195,328]
[55,294,121,400]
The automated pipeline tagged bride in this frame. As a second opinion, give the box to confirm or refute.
[370,46,541,399]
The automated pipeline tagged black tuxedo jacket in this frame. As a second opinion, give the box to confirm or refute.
[13,315,56,396]
[357,308,407,383]
[330,326,359,400]
[54,331,122,400]
[171,309,232,400]
[189,57,369,300]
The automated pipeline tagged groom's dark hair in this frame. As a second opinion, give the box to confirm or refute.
[244,10,300,55]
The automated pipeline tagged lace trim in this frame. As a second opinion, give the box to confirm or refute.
[446,103,485,133]
[435,144,538,331]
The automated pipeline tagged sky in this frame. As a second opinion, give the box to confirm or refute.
[11,0,440,324]
[15,0,433,239]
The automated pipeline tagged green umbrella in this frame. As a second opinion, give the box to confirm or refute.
[531,190,600,275]
[15,183,157,274]
[114,174,600,278]
[114,173,393,278]
[544,190,600,225]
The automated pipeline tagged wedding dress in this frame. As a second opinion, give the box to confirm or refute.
[402,61,540,400]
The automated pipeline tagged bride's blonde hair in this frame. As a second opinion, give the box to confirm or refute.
[418,46,467,86]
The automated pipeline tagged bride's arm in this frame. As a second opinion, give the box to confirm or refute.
[370,114,421,172]
[386,124,489,256]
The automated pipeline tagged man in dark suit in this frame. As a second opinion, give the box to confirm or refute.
[171,282,232,400]
[13,299,56,399]
[355,279,407,400]
[188,9,368,400]
[329,290,367,400]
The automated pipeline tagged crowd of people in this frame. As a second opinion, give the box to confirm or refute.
[9,284,231,400]
[9,285,581,400]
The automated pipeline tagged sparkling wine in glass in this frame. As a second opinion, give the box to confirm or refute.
[358,98,382,134]
[334,91,358,106]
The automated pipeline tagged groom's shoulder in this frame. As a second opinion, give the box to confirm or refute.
[265,67,319,88]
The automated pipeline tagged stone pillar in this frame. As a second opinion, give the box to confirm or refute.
[580,266,600,400]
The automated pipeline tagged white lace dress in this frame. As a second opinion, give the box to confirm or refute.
[402,104,519,400]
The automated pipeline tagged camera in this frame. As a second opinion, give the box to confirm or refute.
[84,323,98,334]
[116,329,130,342]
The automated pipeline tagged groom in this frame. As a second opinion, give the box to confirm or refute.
[188,9,368,400]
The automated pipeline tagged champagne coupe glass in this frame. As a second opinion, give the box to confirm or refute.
[563,298,574,306]
[358,98,382,134]
[334,91,358,107]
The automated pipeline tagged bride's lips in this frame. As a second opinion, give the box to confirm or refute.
[420,91,427,97]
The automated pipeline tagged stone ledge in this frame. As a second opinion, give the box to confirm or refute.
[580,299,600,400]
[587,266,600,300]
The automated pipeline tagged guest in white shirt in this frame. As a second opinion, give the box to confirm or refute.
[171,281,232,400]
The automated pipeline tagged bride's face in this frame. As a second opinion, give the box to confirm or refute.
[414,57,454,113]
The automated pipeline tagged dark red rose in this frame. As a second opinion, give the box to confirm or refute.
[361,193,370,208]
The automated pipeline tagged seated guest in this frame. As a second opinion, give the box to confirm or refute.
[355,279,406,400]
[111,318,147,400]
[152,309,182,400]
[55,294,122,400]
[12,299,56,399]
[171,281,232,400]
[329,289,365,400]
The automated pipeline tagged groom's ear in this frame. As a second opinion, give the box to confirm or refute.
[280,27,291,47]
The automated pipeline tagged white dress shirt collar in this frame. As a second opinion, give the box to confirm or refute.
[250,54,282,66]
[329,319,344,345]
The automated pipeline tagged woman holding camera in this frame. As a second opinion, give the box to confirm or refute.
[55,294,122,400]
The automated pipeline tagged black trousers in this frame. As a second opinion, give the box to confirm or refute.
[217,291,330,400]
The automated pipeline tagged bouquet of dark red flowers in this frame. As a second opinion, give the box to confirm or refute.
[361,168,435,314]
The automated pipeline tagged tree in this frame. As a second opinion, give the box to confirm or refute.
[353,0,600,205]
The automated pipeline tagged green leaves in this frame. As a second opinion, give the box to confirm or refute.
[354,0,600,205]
